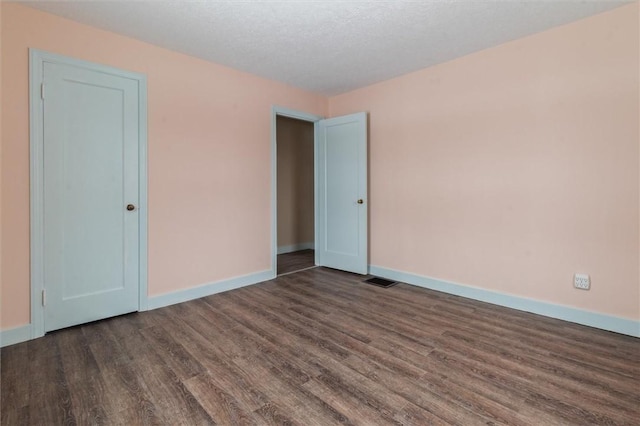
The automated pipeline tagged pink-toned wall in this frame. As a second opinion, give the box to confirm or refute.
[0,3,326,330]
[329,4,639,320]
[2,2,638,332]
[0,1,4,331]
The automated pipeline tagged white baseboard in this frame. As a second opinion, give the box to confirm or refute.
[5,265,637,347]
[277,242,315,255]
[369,265,640,338]
[0,269,274,347]
[0,324,33,348]
[148,269,274,310]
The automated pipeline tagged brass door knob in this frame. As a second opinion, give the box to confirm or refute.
[357,199,364,204]
[126,204,136,211]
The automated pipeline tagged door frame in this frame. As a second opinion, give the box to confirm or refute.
[29,49,148,338]
[270,106,323,277]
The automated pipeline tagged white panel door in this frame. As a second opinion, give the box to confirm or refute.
[43,61,140,332]
[316,112,368,274]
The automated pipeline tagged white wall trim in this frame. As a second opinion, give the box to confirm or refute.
[29,49,149,339]
[277,242,315,255]
[369,265,640,338]
[138,73,149,312]
[7,264,637,345]
[0,325,33,348]
[271,106,323,279]
[2,269,272,346]
[148,270,273,310]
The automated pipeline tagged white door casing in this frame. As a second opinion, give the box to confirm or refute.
[30,50,148,336]
[316,112,368,274]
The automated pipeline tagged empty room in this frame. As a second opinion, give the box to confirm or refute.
[1,0,639,424]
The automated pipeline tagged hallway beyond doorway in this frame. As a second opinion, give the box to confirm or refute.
[277,249,315,275]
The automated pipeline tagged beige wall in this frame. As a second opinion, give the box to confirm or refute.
[277,116,315,250]
[329,3,639,321]
[0,3,326,330]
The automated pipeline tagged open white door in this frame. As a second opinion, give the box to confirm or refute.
[316,112,368,274]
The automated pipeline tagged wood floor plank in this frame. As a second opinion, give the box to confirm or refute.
[232,287,430,380]
[56,327,109,425]
[392,401,459,426]
[138,324,207,380]
[183,373,258,425]
[0,341,30,412]
[161,316,272,412]
[201,293,328,378]
[26,341,77,425]
[133,352,215,425]
[253,401,301,426]
[302,378,397,426]
[96,361,162,423]
[104,314,214,425]
[1,406,32,426]
[277,249,316,275]
[435,331,638,424]
[443,330,640,413]
[232,354,352,426]
[1,267,638,425]
[338,347,518,425]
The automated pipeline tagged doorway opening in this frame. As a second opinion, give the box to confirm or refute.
[276,115,316,275]
[271,107,368,277]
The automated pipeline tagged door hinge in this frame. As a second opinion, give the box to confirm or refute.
[42,289,46,307]
[41,83,45,100]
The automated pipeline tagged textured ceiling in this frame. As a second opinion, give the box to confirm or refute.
[19,0,630,95]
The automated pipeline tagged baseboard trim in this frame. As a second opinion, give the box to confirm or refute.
[1,270,274,347]
[148,269,273,310]
[0,324,33,348]
[277,242,314,255]
[369,265,640,338]
[6,265,636,346]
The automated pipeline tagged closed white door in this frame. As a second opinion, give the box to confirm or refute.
[43,61,140,332]
[316,112,368,274]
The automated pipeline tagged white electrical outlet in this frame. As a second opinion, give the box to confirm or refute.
[574,273,590,290]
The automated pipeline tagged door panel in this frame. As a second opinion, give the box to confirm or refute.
[316,112,368,274]
[43,62,139,332]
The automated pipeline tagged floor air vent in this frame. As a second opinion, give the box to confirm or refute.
[364,277,397,288]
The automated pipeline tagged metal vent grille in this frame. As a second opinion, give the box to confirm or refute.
[364,277,397,288]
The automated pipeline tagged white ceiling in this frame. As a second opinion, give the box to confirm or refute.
[19,0,631,96]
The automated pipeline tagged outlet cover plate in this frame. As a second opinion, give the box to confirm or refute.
[574,273,590,290]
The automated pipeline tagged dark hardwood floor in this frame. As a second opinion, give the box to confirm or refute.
[1,267,639,425]
[277,249,315,275]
